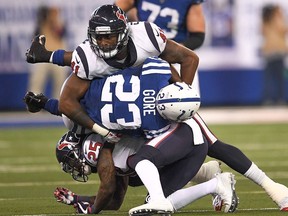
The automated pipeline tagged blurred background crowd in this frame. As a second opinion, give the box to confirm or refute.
[0,0,287,110]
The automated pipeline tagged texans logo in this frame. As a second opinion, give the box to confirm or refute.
[116,10,127,24]
[57,143,69,150]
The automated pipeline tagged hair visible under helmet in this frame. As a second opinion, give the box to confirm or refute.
[87,4,129,59]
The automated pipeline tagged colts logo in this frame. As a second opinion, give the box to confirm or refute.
[116,10,127,24]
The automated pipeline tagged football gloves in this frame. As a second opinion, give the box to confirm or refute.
[23,91,48,113]
[25,34,53,63]
[74,201,92,214]
[54,187,77,205]
[104,131,122,143]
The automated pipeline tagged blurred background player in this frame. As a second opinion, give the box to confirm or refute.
[115,0,205,94]
[261,4,288,105]
[28,6,68,98]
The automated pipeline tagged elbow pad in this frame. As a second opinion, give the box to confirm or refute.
[183,32,205,50]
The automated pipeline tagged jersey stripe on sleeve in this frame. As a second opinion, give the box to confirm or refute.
[76,46,90,78]
[144,22,160,52]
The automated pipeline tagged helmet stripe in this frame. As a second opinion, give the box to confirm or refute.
[157,97,201,104]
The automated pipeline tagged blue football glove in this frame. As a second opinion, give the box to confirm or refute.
[74,201,92,214]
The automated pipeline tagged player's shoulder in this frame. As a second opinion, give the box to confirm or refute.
[76,40,93,56]
[129,21,167,53]
[71,40,109,79]
[129,21,162,33]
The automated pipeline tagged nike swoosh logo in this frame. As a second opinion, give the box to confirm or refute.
[78,203,88,214]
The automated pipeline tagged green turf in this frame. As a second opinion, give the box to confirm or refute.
[0,124,287,215]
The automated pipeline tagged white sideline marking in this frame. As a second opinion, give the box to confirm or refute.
[0,180,99,187]
[11,207,280,216]
[179,207,279,213]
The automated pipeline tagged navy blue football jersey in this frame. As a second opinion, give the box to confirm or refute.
[135,0,204,42]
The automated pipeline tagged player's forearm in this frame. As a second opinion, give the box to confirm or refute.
[60,103,95,130]
[161,40,199,85]
[91,148,117,213]
[105,176,129,210]
[179,52,199,85]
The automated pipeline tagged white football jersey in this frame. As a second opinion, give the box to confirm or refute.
[71,21,167,80]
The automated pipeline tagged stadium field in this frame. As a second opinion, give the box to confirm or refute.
[0,123,287,216]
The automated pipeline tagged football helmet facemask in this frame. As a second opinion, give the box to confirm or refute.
[56,131,103,182]
[87,4,129,59]
[156,82,201,122]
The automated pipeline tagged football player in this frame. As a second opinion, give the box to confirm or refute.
[116,0,205,50]
[115,0,206,95]
[25,57,237,214]
[25,4,288,212]
[53,132,235,215]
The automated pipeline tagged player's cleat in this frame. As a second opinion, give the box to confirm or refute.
[190,160,224,211]
[215,172,238,213]
[129,198,174,216]
[264,182,288,211]
[191,160,222,184]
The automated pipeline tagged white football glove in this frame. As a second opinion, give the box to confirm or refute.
[104,131,122,143]
[54,187,77,205]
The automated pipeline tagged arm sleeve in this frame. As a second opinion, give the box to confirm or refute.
[183,32,205,50]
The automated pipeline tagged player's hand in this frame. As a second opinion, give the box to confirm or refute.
[54,187,77,205]
[25,34,53,63]
[23,91,48,113]
[74,201,92,214]
[104,131,122,143]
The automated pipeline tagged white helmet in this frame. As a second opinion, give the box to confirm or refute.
[156,82,201,122]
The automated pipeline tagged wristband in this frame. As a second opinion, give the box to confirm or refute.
[50,49,65,66]
[92,123,109,137]
[44,99,61,116]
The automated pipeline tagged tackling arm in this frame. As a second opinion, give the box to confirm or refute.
[58,73,94,130]
[160,39,199,85]
[58,74,112,139]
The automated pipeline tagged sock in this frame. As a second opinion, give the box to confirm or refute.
[135,160,165,201]
[244,162,274,186]
[168,178,217,210]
